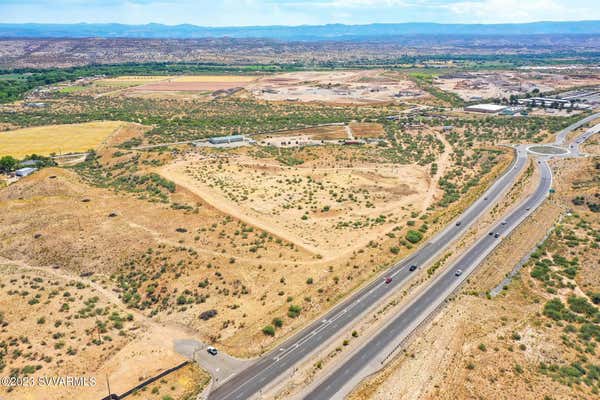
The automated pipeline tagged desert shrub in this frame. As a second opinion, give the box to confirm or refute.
[544,298,576,322]
[272,318,283,328]
[21,365,37,375]
[514,364,524,374]
[530,259,551,281]
[262,325,275,336]
[568,296,597,317]
[288,305,302,318]
[579,323,600,342]
[199,309,217,321]
[405,230,423,244]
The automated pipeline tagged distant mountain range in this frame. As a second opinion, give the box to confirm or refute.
[1,21,600,40]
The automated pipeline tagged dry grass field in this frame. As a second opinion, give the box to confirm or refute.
[0,121,125,158]
[89,75,260,98]
[118,75,258,92]
[95,75,174,85]
[171,75,258,83]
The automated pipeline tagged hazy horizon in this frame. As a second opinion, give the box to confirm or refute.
[1,0,599,27]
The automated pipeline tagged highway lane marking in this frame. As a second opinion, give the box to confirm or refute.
[213,141,574,400]
[212,153,536,400]
[304,158,554,400]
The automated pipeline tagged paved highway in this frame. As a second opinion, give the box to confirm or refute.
[305,160,552,400]
[208,147,530,400]
[555,112,600,145]
[207,112,598,400]
[303,118,598,400]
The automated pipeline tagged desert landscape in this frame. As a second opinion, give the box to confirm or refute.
[0,14,599,400]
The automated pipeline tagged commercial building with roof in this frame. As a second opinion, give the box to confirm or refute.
[464,104,508,114]
[208,135,245,145]
[15,167,37,177]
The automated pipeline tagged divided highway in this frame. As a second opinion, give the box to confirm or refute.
[208,112,598,400]
[304,118,598,399]
[305,161,552,400]
[208,148,529,400]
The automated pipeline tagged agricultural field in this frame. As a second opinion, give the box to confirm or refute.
[0,121,126,158]
[129,75,258,93]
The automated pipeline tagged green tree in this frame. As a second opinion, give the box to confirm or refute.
[0,155,17,173]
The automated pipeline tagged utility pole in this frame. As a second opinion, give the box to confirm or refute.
[96,323,102,343]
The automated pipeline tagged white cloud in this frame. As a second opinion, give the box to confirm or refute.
[443,0,595,23]
[0,0,598,25]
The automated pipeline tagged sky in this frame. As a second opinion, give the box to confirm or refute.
[0,0,599,26]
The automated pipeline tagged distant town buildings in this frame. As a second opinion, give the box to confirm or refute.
[517,97,592,110]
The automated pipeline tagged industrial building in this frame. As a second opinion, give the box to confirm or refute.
[464,104,507,114]
[518,97,592,110]
[15,167,37,177]
[208,135,245,145]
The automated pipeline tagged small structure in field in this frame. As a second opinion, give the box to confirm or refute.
[15,167,37,177]
[464,104,507,114]
[208,135,245,145]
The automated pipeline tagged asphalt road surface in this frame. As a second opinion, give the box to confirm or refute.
[304,119,598,400]
[208,149,529,400]
[304,160,552,400]
[555,112,600,145]
[208,112,598,400]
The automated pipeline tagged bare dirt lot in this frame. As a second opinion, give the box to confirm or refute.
[247,70,427,104]
[159,147,435,259]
